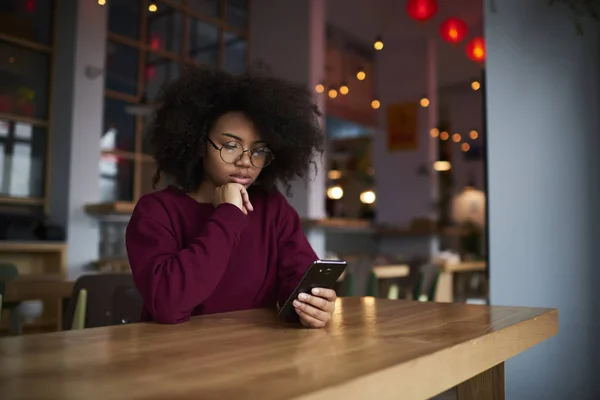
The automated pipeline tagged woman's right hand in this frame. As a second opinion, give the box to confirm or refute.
[213,183,254,215]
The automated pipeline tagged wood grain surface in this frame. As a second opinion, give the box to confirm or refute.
[0,298,558,400]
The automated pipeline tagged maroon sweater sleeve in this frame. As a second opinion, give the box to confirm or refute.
[126,197,247,324]
[275,193,318,307]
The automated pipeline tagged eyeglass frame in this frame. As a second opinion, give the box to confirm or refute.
[206,137,275,169]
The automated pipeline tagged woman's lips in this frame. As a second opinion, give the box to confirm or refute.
[230,174,252,185]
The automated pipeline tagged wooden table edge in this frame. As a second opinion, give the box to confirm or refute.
[294,308,559,400]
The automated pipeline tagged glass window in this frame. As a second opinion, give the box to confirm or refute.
[0,0,54,44]
[108,0,140,39]
[99,155,134,202]
[147,3,183,55]
[227,0,248,30]
[140,159,158,196]
[224,32,246,75]
[105,42,140,96]
[0,42,50,119]
[188,20,219,67]
[0,120,46,198]
[103,98,136,152]
[189,0,219,18]
[145,55,180,101]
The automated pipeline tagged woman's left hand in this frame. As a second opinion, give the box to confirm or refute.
[293,288,337,328]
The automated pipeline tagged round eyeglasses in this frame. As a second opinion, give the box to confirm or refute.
[207,138,275,169]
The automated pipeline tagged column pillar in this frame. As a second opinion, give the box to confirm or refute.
[48,0,107,277]
[250,0,327,257]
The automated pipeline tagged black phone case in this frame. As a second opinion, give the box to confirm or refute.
[278,260,347,322]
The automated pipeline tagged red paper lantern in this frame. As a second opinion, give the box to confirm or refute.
[406,0,438,23]
[465,37,486,63]
[439,18,468,44]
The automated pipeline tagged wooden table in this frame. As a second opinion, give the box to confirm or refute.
[2,274,74,332]
[435,261,487,303]
[0,298,558,400]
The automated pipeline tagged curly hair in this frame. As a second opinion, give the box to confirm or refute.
[147,65,324,195]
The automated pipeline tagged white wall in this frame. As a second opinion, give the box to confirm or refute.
[486,1,600,398]
[49,0,106,277]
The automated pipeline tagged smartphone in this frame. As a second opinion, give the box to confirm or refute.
[278,259,347,322]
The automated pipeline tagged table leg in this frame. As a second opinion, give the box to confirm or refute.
[456,362,505,400]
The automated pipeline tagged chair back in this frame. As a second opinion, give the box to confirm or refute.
[111,284,143,325]
[63,274,136,330]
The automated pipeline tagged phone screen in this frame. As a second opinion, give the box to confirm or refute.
[278,259,347,322]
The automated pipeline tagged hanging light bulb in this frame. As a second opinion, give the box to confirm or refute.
[148,2,158,12]
[360,190,376,204]
[98,0,106,5]
[327,186,344,200]
[315,83,325,94]
[420,98,430,107]
[356,69,366,81]
[371,100,381,109]
[373,36,384,51]
[471,80,481,91]
[339,83,349,95]
[328,89,338,99]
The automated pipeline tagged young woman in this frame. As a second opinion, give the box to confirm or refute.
[125,66,336,328]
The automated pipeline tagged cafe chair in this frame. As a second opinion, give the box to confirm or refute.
[111,284,143,325]
[63,274,136,330]
[0,263,22,335]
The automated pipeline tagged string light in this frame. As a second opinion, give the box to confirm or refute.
[315,84,324,94]
[430,128,439,137]
[469,130,479,139]
[328,89,338,99]
[339,84,349,95]
[148,2,158,12]
[98,0,106,5]
[371,100,381,109]
[360,190,376,204]
[420,98,430,107]
[461,143,470,152]
[471,80,481,90]
[374,36,384,51]
[452,133,461,143]
[327,186,344,200]
[356,70,366,81]
[440,131,449,140]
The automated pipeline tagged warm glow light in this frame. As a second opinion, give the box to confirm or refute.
[356,71,366,81]
[328,89,338,99]
[406,0,439,23]
[339,85,349,95]
[433,161,452,171]
[360,190,376,205]
[327,186,344,200]
[452,133,461,142]
[440,131,449,140]
[466,37,486,63]
[98,0,106,4]
[371,100,381,109]
[420,98,430,107]
[461,142,471,152]
[315,84,325,93]
[149,3,158,12]
[471,80,481,90]
[430,128,439,137]
[327,170,342,180]
[469,130,479,139]
[439,18,468,44]
[374,40,384,51]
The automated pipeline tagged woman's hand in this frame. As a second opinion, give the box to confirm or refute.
[293,288,337,328]
[213,183,254,215]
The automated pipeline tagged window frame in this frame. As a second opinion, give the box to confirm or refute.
[0,1,57,211]
[102,0,251,203]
